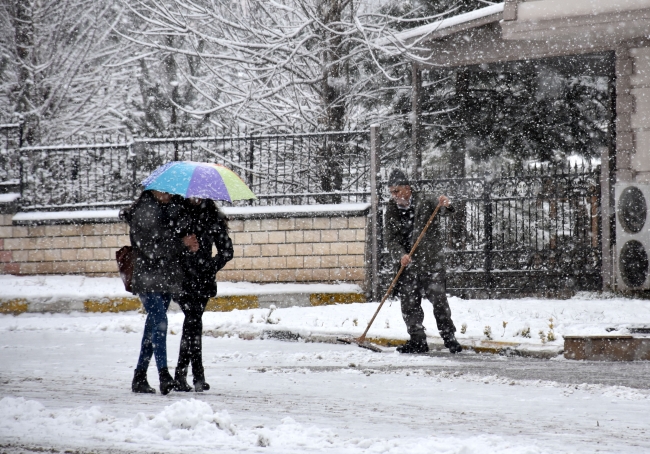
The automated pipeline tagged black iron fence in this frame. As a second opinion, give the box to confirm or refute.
[0,123,22,185]
[11,131,370,209]
[3,123,604,295]
[377,163,602,296]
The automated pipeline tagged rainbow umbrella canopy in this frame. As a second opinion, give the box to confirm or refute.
[141,161,256,202]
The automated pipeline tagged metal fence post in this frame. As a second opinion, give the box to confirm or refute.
[410,62,422,180]
[370,124,380,300]
[483,181,493,291]
[18,122,24,199]
[129,141,137,199]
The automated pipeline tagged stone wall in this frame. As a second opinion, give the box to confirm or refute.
[0,214,128,275]
[220,216,367,284]
[0,207,369,287]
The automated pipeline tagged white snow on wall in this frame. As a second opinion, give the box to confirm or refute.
[0,193,20,203]
[221,203,370,217]
[12,209,121,222]
[11,203,370,223]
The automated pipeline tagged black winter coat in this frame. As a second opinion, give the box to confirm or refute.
[122,191,190,295]
[384,192,453,274]
[179,199,234,297]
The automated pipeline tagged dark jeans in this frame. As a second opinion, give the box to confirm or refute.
[176,293,209,380]
[397,267,456,340]
[136,293,171,371]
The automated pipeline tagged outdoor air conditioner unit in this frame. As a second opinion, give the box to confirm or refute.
[615,183,650,290]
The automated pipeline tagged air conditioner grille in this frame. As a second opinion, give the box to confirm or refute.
[619,240,649,288]
[618,186,647,234]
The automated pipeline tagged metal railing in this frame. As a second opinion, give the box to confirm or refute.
[376,162,602,296]
[12,130,371,209]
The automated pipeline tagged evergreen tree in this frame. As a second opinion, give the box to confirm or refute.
[420,55,612,172]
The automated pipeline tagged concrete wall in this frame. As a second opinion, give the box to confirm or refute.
[0,211,369,287]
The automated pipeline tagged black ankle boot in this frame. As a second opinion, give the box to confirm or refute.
[158,368,177,395]
[396,335,429,354]
[192,366,210,392]
[174,367,193,392]
[132,369,156,394]
[443,334,463,354]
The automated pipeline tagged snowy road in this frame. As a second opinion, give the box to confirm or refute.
[1,322,649,453]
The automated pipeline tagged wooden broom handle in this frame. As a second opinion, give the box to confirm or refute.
[358,202,443,343]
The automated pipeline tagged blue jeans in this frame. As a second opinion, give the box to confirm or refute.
[136,293,171,371]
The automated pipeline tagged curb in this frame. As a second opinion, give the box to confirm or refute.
[202,327,563,359]
[0,292,367,315]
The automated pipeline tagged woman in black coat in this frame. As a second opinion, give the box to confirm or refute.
[122,190,198,395]
[174,197,233,392]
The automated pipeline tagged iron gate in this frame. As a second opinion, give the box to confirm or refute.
[377,164,602,297]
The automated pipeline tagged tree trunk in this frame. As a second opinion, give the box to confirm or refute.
[14,0,38,144]
[316,0,347,203]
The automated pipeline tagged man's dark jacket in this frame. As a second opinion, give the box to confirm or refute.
[179,200,234,297]
[122,191,189,295]
[384,192,453,274]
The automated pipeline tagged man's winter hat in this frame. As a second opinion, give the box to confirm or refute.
[388,169,410,187]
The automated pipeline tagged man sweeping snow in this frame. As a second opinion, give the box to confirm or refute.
[384,169,462,354]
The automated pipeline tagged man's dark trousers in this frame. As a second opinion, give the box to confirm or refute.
[396,266,456,340]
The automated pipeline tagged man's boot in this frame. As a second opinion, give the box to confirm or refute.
[158,367,177,395]
[396,333,429,354]
[192,365,210,392]
[173,367,193,392]
[442,332,463,354]
[132,369,156,394]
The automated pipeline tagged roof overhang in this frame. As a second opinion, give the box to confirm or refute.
[502,0,650,44]
[378,3,503,48]
[388,1,650,69]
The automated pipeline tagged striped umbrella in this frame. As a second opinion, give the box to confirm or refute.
[141,161,256,202]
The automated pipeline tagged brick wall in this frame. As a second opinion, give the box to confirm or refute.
[220,216,367,284]
[0,212,369,286]
[0,214,129,275]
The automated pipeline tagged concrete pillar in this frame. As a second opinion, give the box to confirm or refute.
[616,46,635,183]
[630,47,650,183]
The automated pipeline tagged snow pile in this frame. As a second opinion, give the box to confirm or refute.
[0,396,555,453]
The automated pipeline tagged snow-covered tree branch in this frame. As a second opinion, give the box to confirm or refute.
[0,0,133,143]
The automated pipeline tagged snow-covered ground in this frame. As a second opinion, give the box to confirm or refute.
[1,327,649,453]
[1,291,650,452]
[3,275,650,346]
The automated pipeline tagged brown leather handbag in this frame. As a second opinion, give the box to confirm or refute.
[116,246,136,293]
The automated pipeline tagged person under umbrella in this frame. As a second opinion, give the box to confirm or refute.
[137,161,255,392]
[121,190,198,395]
[174,197,233,392]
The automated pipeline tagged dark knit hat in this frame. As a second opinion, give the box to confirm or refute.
[388,169,409,187]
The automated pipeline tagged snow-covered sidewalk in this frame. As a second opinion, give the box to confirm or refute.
[0,275,363,302]
[2,274,650,354]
